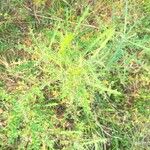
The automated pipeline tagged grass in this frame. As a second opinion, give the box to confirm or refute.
[0,0,150,149]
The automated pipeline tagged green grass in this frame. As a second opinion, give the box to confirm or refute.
[0,0,150,149]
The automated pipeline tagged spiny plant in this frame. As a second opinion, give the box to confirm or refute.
[0,1,150,150]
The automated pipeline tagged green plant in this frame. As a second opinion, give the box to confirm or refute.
[0,1,149,149]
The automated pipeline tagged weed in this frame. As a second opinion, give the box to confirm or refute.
[0,0,150,149]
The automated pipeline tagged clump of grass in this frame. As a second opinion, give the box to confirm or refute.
[143,0,150,13]
[0,1,150,150]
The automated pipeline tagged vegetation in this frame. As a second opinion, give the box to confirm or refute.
[0,0,150,149]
